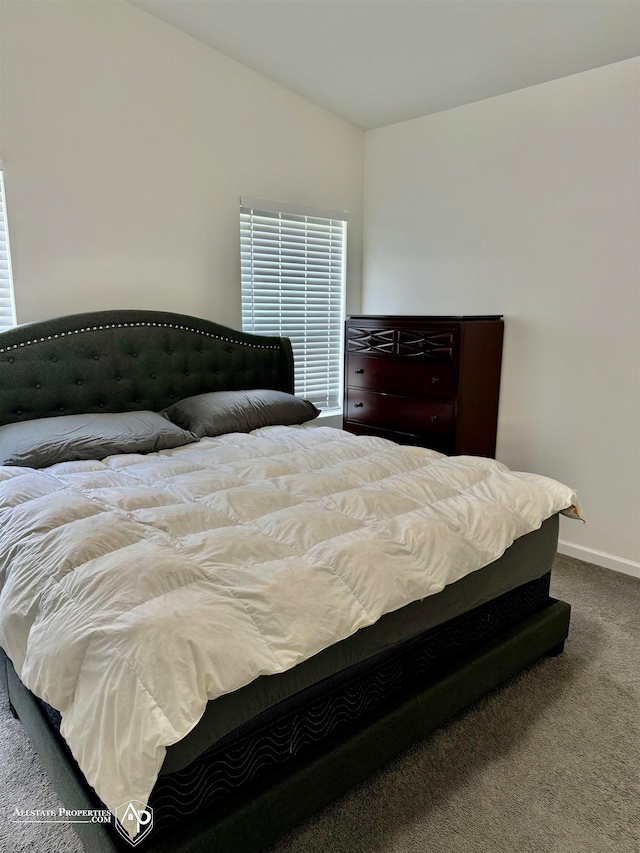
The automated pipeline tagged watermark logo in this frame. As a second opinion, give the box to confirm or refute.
[113,801,154,847]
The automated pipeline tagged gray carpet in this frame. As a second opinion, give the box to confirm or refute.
[0,555,638,853]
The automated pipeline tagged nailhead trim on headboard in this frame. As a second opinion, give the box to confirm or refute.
[0,321,280,353]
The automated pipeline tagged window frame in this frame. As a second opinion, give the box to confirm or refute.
[240,197,348,416]
[0,163,17,332]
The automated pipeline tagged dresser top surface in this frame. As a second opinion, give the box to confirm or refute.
[347,315,503,322]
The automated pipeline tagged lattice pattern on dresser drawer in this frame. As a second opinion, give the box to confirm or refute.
[397,330,455,360]
[347,327,395,355]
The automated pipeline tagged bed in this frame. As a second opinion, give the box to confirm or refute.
[0,309,579,852]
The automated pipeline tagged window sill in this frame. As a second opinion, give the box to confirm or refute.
[313,410,343,429]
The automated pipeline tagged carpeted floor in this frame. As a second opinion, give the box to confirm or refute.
[0,554,638,853]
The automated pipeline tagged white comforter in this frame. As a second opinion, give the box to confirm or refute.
[0,426,579,834]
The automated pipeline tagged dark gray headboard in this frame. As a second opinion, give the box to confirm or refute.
[0,310,294,427]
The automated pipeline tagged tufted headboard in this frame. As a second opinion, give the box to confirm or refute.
[0,310,294,428]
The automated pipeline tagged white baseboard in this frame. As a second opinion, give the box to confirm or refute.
[557,540,640,579]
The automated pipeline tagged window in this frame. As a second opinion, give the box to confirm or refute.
[0,165,16,331]
[240,197,347,414]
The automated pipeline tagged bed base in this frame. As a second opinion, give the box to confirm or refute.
[2,598,570,853]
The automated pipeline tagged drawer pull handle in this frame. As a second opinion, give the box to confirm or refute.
[431,377,440,384]
[354,369,364,374]
[430,415,440,422]
[354,402,364,408]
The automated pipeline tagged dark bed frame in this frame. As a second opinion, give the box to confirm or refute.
[0,310,571,853]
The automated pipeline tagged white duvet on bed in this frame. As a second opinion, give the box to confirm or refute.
[0,426,579,835]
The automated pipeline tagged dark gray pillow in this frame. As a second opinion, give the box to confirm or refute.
[0,411,196,469]
[162,389,320,438]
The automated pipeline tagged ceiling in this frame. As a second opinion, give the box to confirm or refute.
[130,0,640,130]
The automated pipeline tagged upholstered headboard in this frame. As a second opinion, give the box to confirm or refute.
[0,310,294,428]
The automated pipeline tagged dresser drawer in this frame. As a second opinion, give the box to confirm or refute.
[397,328,456,360]
[343,420,452,454]
[347,356,454,400]
[346,390,453,436]
[346,326,395,355]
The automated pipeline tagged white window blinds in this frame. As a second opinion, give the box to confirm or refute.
[0,166,16,331]
[240,197,347,412]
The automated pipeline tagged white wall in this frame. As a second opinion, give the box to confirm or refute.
[364,59,640,574]
[0,0,363,328]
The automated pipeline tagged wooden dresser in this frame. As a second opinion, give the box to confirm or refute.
[343,315,504,457]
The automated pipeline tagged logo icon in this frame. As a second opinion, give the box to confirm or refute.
[113,801,154,847]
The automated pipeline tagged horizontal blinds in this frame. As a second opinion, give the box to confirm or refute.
[0,169,16,332]
[241,200,347,411]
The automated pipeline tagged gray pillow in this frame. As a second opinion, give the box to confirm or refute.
[0,411,196,469]
[162,389,320,438]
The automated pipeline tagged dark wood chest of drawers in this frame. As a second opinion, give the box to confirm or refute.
[343,315,504,457]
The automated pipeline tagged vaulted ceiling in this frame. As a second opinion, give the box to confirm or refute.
[130,0,640,129]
